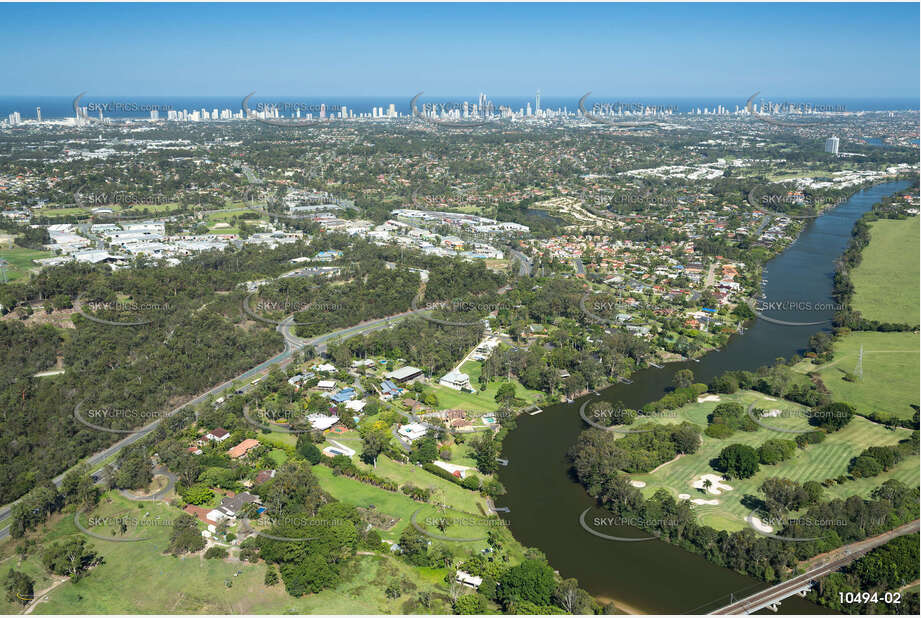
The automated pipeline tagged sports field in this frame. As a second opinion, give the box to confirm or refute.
[851,216,920,325]
[0,247,52,281]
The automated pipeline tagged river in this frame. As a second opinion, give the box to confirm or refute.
[497,180,912,614]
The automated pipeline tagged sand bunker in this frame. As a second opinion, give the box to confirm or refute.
[678,493,691,500]
[692,474,733,495]
[697,394,721,403]
[691,498,719,505]
[749,514,774,533]
[630,480,646,488]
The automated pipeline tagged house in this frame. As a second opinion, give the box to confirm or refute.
[317,379,337,391]
[397,423,428,443]
[385,366,423,384]
[186,446,203,456]
[379,380,402,399]
[287,372,315,389]
[307,413,339,431]
[205,428,230,442]
[254,470,276,485]
[344,399,366,413]
[315,363,337,373]
[331,387,356,403]
[207,492,260,522]
[455,570,483,589]
[439,368,472,391]
[227,438,260,459]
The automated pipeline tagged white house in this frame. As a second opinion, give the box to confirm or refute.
[397,423,428,443]
[307,413,339,431]
[205,428,230,442]
[439,369,471,391]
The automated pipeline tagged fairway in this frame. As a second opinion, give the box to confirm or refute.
[851,216,920,325]
[806,331,919,420]
[628,390,916,531]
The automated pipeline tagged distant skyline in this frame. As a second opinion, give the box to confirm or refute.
[1,2,919,98]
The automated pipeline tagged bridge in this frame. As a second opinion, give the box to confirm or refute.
[709,519,919,614]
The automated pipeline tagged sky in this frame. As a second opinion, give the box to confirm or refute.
[1,2,919,98]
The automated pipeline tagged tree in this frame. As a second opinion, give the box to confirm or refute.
[180,484,214,506]
[360,428,390,467]
[673,369,694,390]
[4,569,34,606]
[760,478,809,514]
[715,444,759,479]
[810,402,855,432]
[41,538,101,581]
[469,433,499,474]
[397,527,430,566]
[498,559,556,608]
[296,435,322,464]
[167,513,206,555]
[410,437,439,465]
[553,578,595,614]
[849,454,883,478]
[702,479,713,493]
[494,381,517,405]
[264,565,279,586]
[204,546,228,559]
[454,592,488,614]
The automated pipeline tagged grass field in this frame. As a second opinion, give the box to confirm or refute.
[796,331,919,420]
[0,247,53,281]
[311,463,503,553]
[627,391,916,532]
[851,217,920,325]
[0,492,460,614]
[427,360,543,413]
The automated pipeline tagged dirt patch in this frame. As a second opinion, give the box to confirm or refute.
[358,507,399,531]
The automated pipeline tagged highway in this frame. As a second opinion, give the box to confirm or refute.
[709,519,920,615]
[0,307,425,540]
[508,248,532,277]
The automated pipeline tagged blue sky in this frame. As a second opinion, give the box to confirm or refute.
[2,2,918,98]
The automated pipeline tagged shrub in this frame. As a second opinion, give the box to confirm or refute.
[204,546,228,560]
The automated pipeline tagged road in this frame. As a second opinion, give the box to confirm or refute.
[710,519,920,615]
[0,307,426,540]
[508,249,532,277]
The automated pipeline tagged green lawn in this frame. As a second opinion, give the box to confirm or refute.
[799,331,919,420]
[354,455,490,515]
[851,217,920,325]
[0,247,53,281]
[2,492,460,614]
[267,448,289,466]
[627,391,916,531]
[427,360,543,413]
[311,464,498,552]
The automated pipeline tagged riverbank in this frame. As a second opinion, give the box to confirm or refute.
[497,179,913,614]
